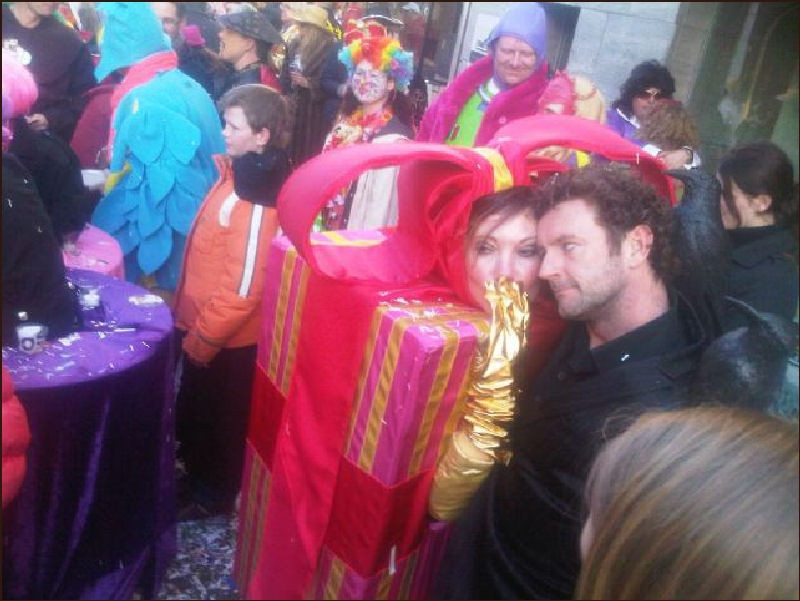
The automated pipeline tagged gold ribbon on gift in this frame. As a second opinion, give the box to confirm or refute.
[473,147,514,193]
[429,277,529,521]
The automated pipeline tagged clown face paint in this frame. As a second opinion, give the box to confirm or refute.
[351,60,390,105]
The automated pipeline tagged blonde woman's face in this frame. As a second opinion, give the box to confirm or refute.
[465,211,541,312]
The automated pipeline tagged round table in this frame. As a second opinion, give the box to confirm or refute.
[62,224,125,280]
[2,269,176,600]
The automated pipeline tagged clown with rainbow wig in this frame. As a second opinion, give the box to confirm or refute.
[320,33,415,231]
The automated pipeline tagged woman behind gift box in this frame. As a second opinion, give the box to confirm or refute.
[430,185,565,522]
[319,31,415,231]
[173,83,290,518]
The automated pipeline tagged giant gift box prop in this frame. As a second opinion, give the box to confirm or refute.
[235,231,488,599]
[233,116,676,600]
[233,141,505,600]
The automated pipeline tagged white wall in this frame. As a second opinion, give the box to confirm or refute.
[563,2,681,103]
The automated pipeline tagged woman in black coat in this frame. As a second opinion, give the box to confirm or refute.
[2,153,81,345]
[718,141,798,330]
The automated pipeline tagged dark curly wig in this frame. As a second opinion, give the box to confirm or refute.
[532,163,679,283]
[612,60,676,119]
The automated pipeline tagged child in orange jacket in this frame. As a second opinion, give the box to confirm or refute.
[173,84,290,518]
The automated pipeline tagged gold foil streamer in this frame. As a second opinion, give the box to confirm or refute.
[429,278,529,521]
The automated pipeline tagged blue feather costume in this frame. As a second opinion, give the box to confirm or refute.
[91,3,224,290]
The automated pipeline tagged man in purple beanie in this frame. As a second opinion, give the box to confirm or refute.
[417,2,549,146]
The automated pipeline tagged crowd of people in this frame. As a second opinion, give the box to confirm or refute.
[2,2,798,600]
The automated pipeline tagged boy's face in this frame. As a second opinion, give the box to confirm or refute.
[222,106,269,157]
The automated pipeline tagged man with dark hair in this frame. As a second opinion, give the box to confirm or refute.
[436,163,710,599]
[151,1,185,47]
[152,1,228,99]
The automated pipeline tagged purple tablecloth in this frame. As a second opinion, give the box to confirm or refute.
[2,269,177,600]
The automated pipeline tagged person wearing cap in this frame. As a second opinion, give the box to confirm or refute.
[417,2,549,147]
[360,2,405,38]
[216,8,283,99]
[399,2,424,60]
[279,2,338,167]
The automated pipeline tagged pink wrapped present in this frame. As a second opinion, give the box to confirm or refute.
[235,231,487,599]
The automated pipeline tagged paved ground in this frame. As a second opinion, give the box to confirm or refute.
[155,512,240,600]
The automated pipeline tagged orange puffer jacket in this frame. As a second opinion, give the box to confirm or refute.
[174,155,280,365]
[2,367,31,508]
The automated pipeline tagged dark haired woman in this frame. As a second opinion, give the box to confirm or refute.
[718,141,798,329]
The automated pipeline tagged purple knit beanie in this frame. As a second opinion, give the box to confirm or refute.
[487,2,547,63]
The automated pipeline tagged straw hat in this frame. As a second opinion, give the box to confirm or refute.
[290,4,329,31]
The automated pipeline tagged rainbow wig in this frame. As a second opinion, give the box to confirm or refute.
[338,36,414,93]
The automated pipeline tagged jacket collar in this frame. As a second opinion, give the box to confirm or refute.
[729,226,798,268]
[213,154,233,175]
[656,288,709,381]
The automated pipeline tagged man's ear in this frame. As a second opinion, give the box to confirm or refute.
[752,193,773,213]
[255,127,270,149]
[624,224,654,268]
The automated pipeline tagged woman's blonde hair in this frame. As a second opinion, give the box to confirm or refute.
[577,406,799,600]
